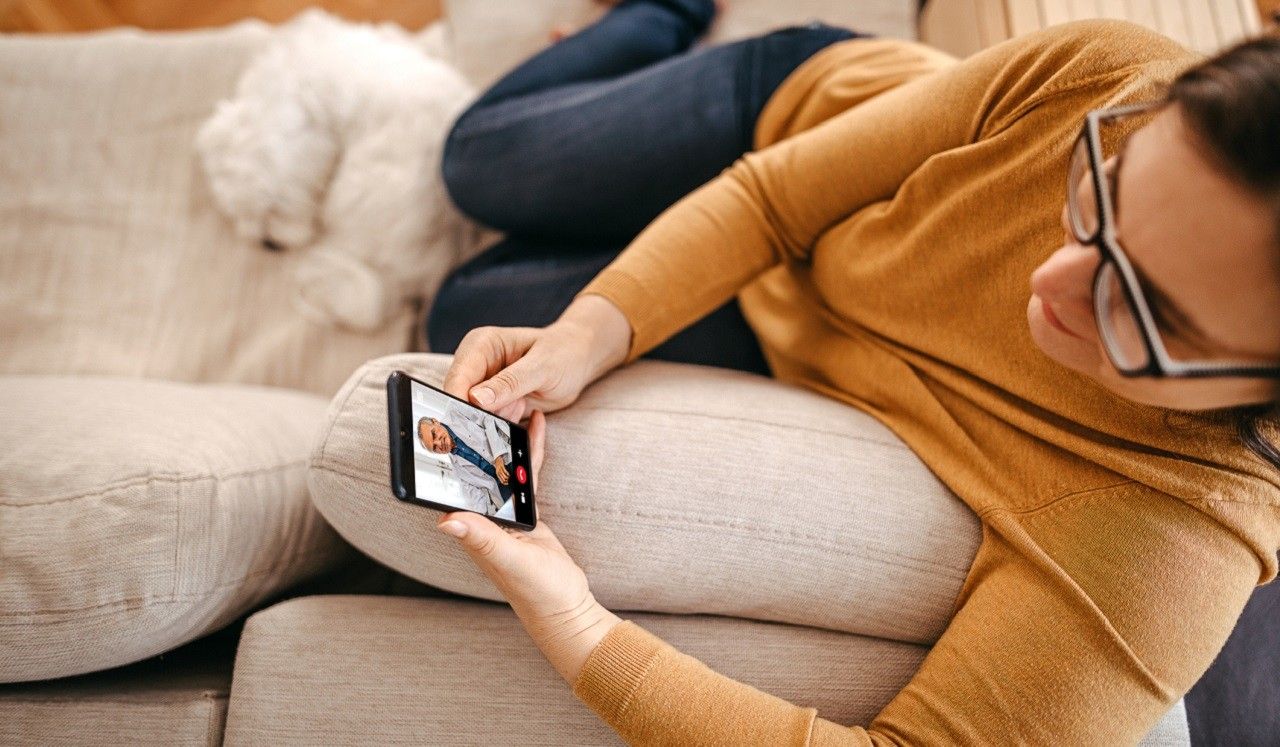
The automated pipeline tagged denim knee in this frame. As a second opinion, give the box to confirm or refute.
[439,121,490,227]
[641,0,717,35]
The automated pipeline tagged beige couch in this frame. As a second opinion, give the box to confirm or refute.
[4,0,1251,742]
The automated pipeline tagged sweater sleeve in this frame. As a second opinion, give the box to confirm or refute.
[576,21,1189,363]
[573,484,1264,745]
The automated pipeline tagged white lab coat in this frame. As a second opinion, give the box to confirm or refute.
[443,402,512,515]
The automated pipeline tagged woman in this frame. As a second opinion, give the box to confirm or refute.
[428,1,1280,743]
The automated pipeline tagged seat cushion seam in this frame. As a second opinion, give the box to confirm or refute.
[0,461,308,506]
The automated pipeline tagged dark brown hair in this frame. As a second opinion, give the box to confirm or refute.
[1165,33,1280,469]
[1167,34,1280,237]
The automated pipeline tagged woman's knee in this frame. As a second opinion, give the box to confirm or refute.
[441,113,552,233]
[440,120,496,227]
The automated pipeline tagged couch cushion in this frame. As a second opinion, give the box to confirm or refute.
[309,353,979,645]
[0,24,421,397]
[223,594,1190,745]
[223,594,929,744]
[0,624,236,747]
[444,0,919,87]
[0,375,351,683]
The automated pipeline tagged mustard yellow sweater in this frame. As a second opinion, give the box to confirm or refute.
[573,20,1280,745]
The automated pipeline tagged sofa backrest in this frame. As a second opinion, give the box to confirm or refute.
[0,22,422,396]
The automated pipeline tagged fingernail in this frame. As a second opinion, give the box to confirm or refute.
[472,387,494,406]
[438,520,468,538]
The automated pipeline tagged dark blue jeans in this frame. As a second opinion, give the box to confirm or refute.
[428,0,858,375]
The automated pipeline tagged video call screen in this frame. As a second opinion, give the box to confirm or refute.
[408,378,523,520]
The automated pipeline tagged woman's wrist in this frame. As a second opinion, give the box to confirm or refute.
[522,594,623,686]
[556,294,633,380]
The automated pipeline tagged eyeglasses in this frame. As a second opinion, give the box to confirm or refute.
[1067,102,1280,379]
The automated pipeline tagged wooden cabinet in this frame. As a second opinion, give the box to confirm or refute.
[920,0,1264,56]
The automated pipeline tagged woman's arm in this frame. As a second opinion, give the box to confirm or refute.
[577,21,1186,363]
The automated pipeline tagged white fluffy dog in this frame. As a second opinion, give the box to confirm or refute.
[197,10,491,332]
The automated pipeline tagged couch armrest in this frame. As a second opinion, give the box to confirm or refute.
[309,353,980,644]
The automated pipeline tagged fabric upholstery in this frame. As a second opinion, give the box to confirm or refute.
[0,375,351,682]
[443,0,918,86]
[0,626,236,747]
[0,23,420,398]
[223,594,1190,745]
[309,352,980,644]
[222,594,930,745]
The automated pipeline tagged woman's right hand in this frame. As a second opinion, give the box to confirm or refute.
[441,294,633,422]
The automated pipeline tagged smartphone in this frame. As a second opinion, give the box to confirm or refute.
[386,370,536,530]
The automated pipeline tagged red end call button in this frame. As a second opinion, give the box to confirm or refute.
[515,465,527,484]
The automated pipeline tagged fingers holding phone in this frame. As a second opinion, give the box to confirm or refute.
[441,325,539,405]
[443,324,590,416]
[441,295,634,417]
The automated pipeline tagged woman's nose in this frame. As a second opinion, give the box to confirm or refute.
[1030,242,1101,301]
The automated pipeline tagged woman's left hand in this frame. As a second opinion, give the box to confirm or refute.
[436,409,621,685]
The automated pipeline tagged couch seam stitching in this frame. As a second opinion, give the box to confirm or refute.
[0,548,321,620]
[0,693,231,706]
[310,463,972,576]
[0,461,308,507]
[567,405,911,450]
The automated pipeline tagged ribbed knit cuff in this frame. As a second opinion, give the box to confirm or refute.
[572,620,664,726]
[576,270,665,365]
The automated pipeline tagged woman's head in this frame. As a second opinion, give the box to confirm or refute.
[1028,33,1280,412]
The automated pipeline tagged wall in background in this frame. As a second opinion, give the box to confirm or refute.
[0,0,442,32]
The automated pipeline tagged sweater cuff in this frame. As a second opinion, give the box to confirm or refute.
[572,620,664,726]
[576,270,663,365]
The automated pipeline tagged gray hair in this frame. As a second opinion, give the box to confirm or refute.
[416,417,440,448]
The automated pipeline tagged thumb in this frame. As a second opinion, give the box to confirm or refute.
[437,512,513,566]
[472,354,545,412]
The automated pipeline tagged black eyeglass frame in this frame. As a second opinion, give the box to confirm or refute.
[1069,101,1280,380]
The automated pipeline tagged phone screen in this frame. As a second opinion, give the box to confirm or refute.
[389,372,535,528]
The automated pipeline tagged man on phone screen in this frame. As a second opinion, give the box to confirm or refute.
[417,403,512,514]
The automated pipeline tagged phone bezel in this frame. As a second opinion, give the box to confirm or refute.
[387,370,537,530]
